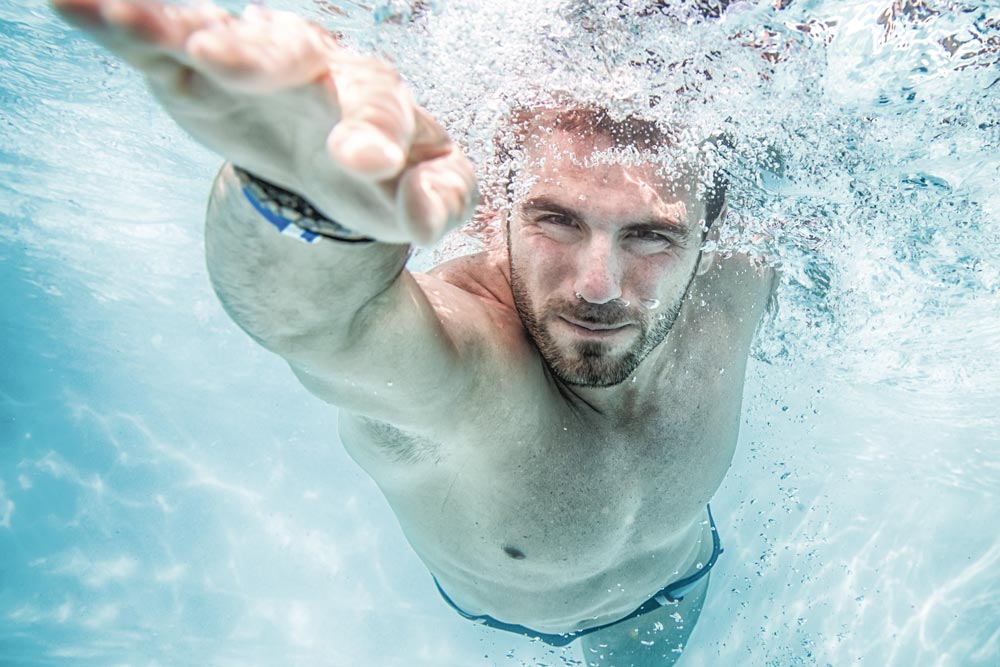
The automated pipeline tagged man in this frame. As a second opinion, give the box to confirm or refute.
[52,1,774,663]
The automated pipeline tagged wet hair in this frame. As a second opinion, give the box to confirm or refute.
[497,104,727,229]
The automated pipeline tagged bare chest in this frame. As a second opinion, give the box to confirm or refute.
[458,387,735,540]
[344,370,741,581]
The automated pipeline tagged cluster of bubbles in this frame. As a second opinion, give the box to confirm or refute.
[314,0,999,386]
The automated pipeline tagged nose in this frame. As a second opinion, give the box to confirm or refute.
[574,234,624,305]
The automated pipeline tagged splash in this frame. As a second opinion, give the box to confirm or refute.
[328,0,999,391]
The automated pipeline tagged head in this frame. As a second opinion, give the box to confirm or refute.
[501,106,726,387]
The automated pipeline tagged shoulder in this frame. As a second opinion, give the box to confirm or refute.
[340,252,545,469]
[700,252,776,319]
[424,250,515,305]
[682,252,776,354]
[416,251,551,410]
[415,249,525,342]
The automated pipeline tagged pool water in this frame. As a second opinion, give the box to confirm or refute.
[1,1,998,666]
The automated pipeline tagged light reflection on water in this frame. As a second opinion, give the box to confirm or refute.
[1,0,998,666]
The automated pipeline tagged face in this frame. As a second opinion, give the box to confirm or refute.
[507,130,711,388]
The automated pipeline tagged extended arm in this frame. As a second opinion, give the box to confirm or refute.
[53,0,480,428]
[204,163,477,427]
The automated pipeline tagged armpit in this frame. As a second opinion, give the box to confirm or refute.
[352,416,441,465]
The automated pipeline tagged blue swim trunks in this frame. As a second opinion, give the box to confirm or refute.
[433,504,723,647]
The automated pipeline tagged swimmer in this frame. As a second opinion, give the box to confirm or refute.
[52,2,775,663]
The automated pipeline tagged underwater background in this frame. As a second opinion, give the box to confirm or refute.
[1,1,998,665]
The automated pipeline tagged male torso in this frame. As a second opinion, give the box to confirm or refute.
[338,247,773,634]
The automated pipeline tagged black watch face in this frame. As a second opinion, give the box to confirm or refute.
[306,217,371,242]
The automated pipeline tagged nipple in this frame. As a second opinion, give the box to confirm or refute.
[502,545,526,560]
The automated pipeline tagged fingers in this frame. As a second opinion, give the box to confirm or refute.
[185,6,336,92]
[326,58,416,180]
[408,106,454,163]
[397,147,479,246]
[51,0,229,68]
[51,1,475,247]
[53,1,334,93]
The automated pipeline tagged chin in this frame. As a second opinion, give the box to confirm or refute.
[550,347,642,388]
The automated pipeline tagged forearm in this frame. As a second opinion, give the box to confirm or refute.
[204,162,410,356]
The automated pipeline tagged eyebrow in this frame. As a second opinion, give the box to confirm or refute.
[520,196,691,240]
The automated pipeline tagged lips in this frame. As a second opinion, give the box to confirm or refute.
[559,316,633,335]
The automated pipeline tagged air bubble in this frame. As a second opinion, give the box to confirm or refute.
[640,298,661,309]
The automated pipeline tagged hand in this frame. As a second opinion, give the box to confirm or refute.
[50,0,477,245]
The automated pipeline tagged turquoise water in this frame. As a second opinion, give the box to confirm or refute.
[2,1,999,665]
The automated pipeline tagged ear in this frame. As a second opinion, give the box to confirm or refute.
[695,202,726,276]
[498,207,510,237]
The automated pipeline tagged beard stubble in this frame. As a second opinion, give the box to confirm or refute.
[508,252,699,388]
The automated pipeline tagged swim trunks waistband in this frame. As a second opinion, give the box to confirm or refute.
[433,504,723,648]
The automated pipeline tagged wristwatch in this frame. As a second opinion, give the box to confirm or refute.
[232,165,375,244]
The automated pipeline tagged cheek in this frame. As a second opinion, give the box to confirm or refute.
[517,233,573,288]
[627,257,689,299]
[626,257,668,288]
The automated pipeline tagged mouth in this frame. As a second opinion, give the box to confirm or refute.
[559,316,633,338]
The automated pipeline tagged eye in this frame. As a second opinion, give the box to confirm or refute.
[537,214,574,227]
[627,229,673,245]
